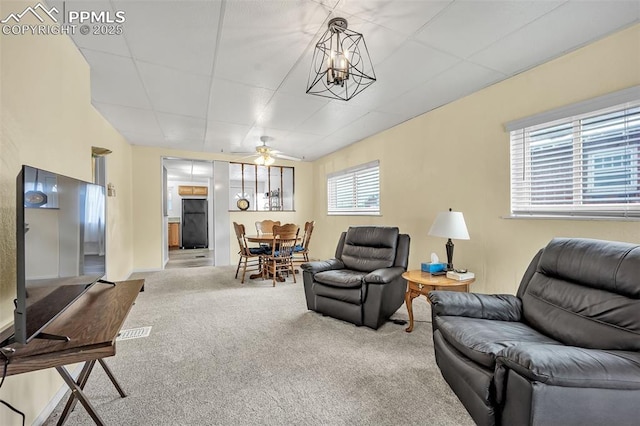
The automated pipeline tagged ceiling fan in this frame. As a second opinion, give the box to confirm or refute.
[234,136,302,165]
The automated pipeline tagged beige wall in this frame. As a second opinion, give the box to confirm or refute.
[131,146,314,270]
[310,24,640,295]
[0,1,134,423]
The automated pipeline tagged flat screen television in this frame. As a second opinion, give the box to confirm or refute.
[12,165,106,344]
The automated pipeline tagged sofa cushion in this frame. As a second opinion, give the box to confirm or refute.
[436,316,560,368]
[314,270,366,288]
[341,226,398,272]
[522,238,640,351]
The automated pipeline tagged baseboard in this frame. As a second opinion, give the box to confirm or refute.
[131,268,162,274]
[32,363,83,426]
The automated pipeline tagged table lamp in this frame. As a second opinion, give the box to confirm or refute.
[428,208,470,271]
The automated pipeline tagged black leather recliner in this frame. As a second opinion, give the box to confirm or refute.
[301,226,410,329]
[429,237,640,426]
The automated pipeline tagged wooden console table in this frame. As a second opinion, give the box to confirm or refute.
[402,270,474,333]
[1,279,144,425]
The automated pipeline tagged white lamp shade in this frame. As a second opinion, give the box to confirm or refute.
[428,211,470,240]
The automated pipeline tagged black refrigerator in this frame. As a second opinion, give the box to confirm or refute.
[181,199,208,249]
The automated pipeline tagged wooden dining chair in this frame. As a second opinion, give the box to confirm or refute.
[293,221,315,267]
[233,222,264,284]
[262,223,299,286]
[255,220,280,235]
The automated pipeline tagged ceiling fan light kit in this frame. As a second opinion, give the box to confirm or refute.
[254,154,275,166]
[306,17,376,101]
[233,135,302,164]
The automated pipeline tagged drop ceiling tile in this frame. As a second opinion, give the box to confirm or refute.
[242,127,291,146]
[214,0,327,89]
[207,79,275,126]
[191,161,214,178]
[203,121,252,152]
[414,0,564,59]
[469,1,640,75]
[165,159,213,179]
[337,0,452,36]
[295,101,369,135]
[136,61,210,118]
[121,131,164,147]
[352,20,412,66]
[380,60,506,116]
[112,0,221,75]
[255,93,328,131]
[80,49,150,109]
[332,111,405,143]
[156,112,206,143]
[93,102,162,137]
[346,40,461,110]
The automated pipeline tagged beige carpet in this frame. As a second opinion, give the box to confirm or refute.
[43,266,473,425]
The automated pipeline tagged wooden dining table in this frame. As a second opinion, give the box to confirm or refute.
[245,234,299,281]
[245,234,278,244]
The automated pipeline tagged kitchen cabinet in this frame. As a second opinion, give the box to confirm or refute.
[178,185,208,196]
[168,223,180,248]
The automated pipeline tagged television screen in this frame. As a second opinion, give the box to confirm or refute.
[14,165,106,344]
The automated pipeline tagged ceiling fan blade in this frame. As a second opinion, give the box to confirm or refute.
[273,153,302,161]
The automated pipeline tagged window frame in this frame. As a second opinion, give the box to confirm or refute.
[508,89,640,219]
[229,162,295,212]
[327,160,380,216]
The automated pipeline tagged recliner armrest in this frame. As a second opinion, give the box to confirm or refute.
[363,267,405,284]
[428,291,522,321]
[301,258,345,274]
[494,344,640,404]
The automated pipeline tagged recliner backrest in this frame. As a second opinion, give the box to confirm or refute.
[339,226,399,272]
[520,237,640,351]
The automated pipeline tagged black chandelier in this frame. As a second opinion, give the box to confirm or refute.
[306,17,376,101]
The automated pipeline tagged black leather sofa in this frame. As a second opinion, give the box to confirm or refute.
[301,226,410,329]
[429,237,640,426]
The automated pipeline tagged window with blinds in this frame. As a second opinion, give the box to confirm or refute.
[510,100,640,218]
[327,161,380,215]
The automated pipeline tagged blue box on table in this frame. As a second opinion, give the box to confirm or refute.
[421,262,445,273]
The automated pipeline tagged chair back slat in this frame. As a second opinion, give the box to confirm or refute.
[301,221,315,250]
[272,223,299,239]
[233,222,262,283]
[233,222,252,255]
[256,220,281,235]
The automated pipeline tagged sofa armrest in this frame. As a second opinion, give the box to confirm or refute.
[494,344,640,403]
[301,258,345,274]
[428,291,522,321]
[363,267,405,284]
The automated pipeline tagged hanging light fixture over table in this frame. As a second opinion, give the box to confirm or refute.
[306,17,376,101]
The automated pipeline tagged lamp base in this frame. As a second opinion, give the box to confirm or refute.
[445,238,455,271]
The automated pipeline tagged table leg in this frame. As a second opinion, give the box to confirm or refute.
[55,365,105,426]
[98,358,127,397]
[57,360,96,426]
[405,285,416,333]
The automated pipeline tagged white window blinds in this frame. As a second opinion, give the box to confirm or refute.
[510,99,640,218]
[327,161,380,215]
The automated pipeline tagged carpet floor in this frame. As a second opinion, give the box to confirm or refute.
[43,266,473,425]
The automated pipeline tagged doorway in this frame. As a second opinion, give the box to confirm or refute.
[161,157,231,268]
[162,158,214,268]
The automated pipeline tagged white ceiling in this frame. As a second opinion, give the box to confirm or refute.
[52,0,640,162]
